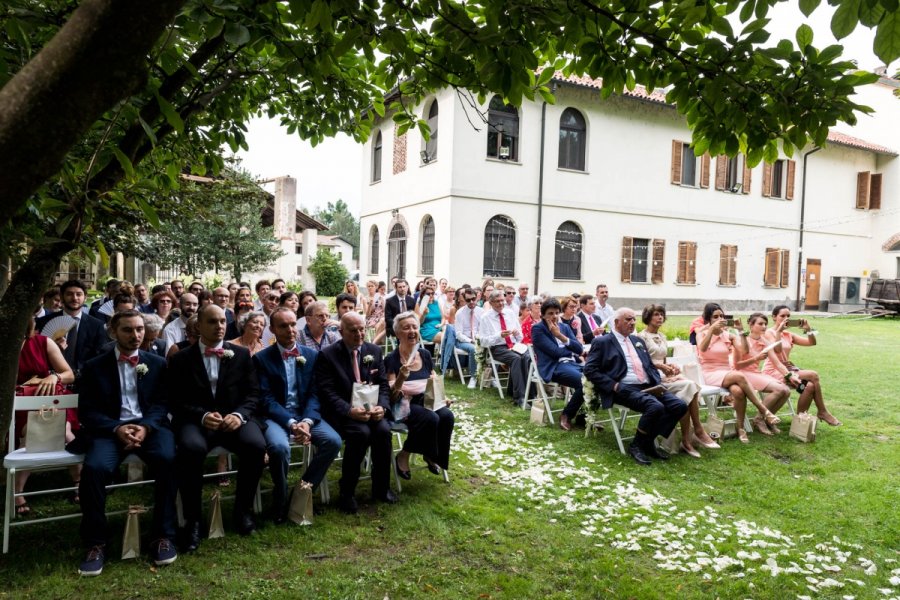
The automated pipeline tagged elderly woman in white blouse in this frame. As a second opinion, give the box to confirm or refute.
[637,304,719,457]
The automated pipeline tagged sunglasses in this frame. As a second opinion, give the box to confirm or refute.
[466,298,477,303]
[505,292,515,296]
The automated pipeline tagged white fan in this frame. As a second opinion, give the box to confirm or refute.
[97,300,115,316]
[40,314,78,341]
[261,327,276,347]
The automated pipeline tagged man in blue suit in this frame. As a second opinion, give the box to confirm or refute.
[530,298,585,431]
[76,310,177,575]
[583,307,687,465]
[254,307,341,523]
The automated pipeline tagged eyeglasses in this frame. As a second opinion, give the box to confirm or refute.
[505,292,515,296]
[466,298,477,303]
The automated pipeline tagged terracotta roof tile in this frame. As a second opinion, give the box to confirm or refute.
[826,130,897,156]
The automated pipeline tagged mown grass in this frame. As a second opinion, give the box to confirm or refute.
[1,315,898,599]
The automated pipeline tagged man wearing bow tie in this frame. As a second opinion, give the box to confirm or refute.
[76,310,176,575]
[253,308,341,523]
[168,305,266,548]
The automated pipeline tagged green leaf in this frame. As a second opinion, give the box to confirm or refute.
[223,22,251,46]
[796,24,814,48]
[799,0,821,17]
[138,116,158,146]
[96,239,110,268]
[136,196,161,229]
[155,95,184,133]
[874,11,900,64]
[112,148,134,179]
[831,0,860,39]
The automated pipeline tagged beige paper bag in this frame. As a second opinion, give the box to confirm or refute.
[25,407,66,453]
[706,413,725,440]
[208,491,225,539]
[121,505,146,559]
[530,403,547,426]
[287,480,314,526]
[789,412,818,443]
[424,376,447,412]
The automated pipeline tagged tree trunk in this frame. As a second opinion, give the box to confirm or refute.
[0,241,74,442]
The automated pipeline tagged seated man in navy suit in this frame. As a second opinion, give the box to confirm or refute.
[76,310,177,576]
[254,308,341,523]
[583,307,688,465]
[530,298,585,432]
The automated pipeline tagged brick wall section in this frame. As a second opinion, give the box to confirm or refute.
[393,124,407,174]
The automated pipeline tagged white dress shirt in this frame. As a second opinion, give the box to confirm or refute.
[114,348,143,420]
[198,340,222,396]
[478,306,522,347]
[596,302,615,325]
[455,305,484,343]
[162,317,187,348]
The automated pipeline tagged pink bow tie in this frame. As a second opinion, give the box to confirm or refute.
[205,347,224,358]
[119,354,139,367]
[282,348,300,359]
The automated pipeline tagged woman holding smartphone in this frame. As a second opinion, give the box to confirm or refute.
[417,277,445,348]
[763,305,841,426]
[697,303,780,443]
[732,313,792,435]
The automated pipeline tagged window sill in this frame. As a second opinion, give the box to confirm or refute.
[624,280,652,285]
[674,282,699,286]
[486,157,522,165]
[552,278,584,283]
[369,179,381,186]
[419,159,438,167]
[716,284,738,288]
[557,167,589,175]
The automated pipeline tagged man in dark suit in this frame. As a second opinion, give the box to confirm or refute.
[36,279,109,380]
[254,307,341,523]
[315,312,396,514]
[88,278,120,320]
[531,298,585,432]
[583,307,688,465]
[576,294,607,346]
[383,278,414,340]
[168,304,266,548]
[76,310,177,576]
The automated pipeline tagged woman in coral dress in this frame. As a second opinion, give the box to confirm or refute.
[732,313,792,436]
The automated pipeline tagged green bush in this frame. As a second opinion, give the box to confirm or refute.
[308,248,348,297]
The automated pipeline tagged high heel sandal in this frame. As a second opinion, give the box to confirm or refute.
[764,412,781,426]
[15,497,30,516]
[736,429,750,444]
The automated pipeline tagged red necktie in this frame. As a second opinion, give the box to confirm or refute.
[352,348,362,383]
[625,337,648,383]
[498,312,514,348]
[119,354,139,367]
[282,347,300,360]
[205,347,224,358]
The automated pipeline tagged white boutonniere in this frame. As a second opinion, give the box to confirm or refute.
[296,355,306,365]
[135,364,149,377]
[362,354,374,365]
[222,349,234,359]
[634,341,644,350]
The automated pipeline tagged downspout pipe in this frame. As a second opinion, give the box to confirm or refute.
[796,147,821,311]
[535,86,554,291]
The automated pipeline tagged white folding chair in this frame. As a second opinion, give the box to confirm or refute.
[452,347,471,384]
[479,346,509,399]
[523,345,568,425]
[583,396,641,455]
[668,355,752,432]
[388,422,449,493]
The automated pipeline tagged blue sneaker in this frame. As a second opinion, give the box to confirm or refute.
[78,545,105,576]
[150,538,178,566]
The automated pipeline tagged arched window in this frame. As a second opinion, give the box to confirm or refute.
[371,130,383,183]
[422,100,438,163]
[554,221,583,280]
[487,96,519,161]
[387,223,407,280]
[369,225,379,274]
[558,107,586,171]
[483,215,516,277]
[420,215,435,275]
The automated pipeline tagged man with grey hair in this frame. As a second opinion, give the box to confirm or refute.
[584,307,688,465]
[141,313,168,357]
[477,289,530,405]
[162,292,199,348]
[511,282,530,310]
[212,286,235,326]
[297,300,341,351]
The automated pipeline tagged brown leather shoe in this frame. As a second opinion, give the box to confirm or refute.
[559,414,572,431]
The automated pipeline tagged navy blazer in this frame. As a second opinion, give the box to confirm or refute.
[253,343,321,429]
[583,332,662,407]
[314,341,390,423]
[36,310,109,374]
[78,348,170,437]
[167,341,261,428]
[531,320,583,382]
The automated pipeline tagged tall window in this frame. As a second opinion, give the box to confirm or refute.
[483,215,516,277]
[420,215,435,275]
[621,237,664,283]
[762,159,795,199]
[676,241,698,284]
[558,108,586,171]
[487,96,519,161]
[764,248,790,288]
[371,130,383,183]
[856,171,883,210]
[369,225,379,274]
[671,140,709,188]
[716,155,750,194]
[387,223,407,280]
[718,244,738,286]
[554,221,582,280]
[422,100,438,162]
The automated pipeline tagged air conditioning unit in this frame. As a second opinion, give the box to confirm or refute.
[831,276,862,305]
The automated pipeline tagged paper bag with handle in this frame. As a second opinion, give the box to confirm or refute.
[25,406,66,453]
[121,505,146,559]
[287,480,314,526]
[789,412,818,443]
[208,490,225,539]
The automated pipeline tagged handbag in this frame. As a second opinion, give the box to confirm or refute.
[24,406,66,453]
[208,490,225,539]
[789,412,818,443]
[351,382,380,411]
[287,480,314,526]
[121,505,146,559]
[423,376,447,412]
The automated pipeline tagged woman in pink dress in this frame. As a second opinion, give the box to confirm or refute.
[697,303,779,443]
[763,305,841,426]
[732,313,792,436]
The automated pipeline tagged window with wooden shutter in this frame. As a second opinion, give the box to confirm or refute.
[670,140,682,185]
[764,248,780,287]
[785,160,796,200]
[856,171,870,209]
[699,153,711,188]
[651,239,665,283]
[762,163,773,197]
[719,244,737,286]
[870,173,883,210]
[621,237,633,282]
[780,249,790,288]
[715,156,727,190]
[686,242,697,283]
[742,161,752,194]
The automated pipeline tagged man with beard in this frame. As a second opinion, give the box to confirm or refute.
[162,293,199,347]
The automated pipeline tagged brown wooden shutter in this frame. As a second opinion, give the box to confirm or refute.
[700,153,711,189]
[677,242,688,283]
[742,159,752,194]
[785,160,796,200]
[671,140,683,185]
[762,163,773,197]
[780,249,790,288]
[869,173,882,210]
[688,242,697,284]
[621,237,633,283]
[728,245,738,285]
[651,239,665,283]
[720,244,737,285]
[764,248,779,287]
[719,245,728,285]
[715,156,727,190]
[856,171,870,209]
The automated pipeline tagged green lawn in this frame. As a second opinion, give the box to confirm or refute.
[2,316,898,599]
